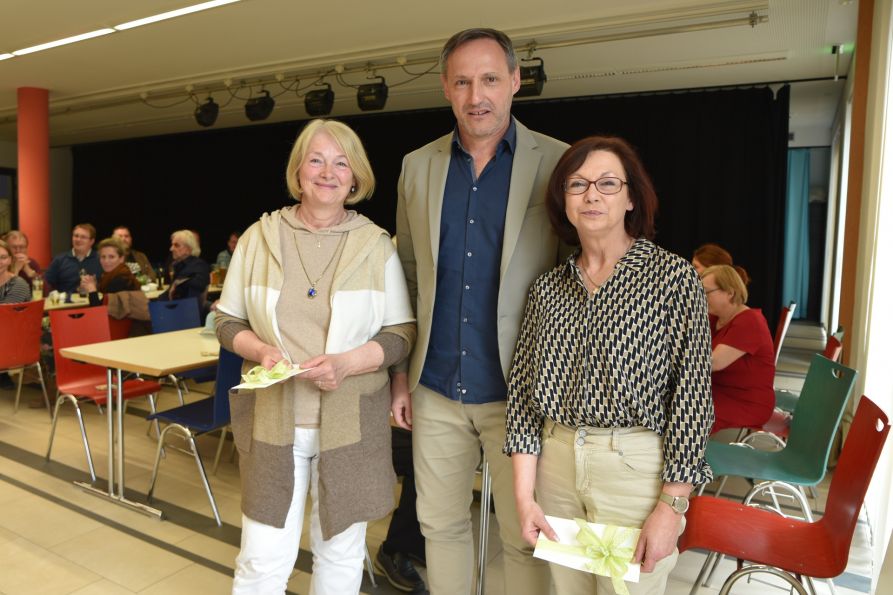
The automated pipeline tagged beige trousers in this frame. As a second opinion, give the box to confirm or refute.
[412,384,550,595]
[537,420,682,595]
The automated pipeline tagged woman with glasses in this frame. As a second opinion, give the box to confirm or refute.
[504,136,713,594]
[700,264,775,434]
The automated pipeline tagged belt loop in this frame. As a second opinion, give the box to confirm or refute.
[612,429,623,455]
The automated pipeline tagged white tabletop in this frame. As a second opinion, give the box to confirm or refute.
[60,328,219,377]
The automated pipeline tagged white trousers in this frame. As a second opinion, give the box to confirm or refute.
[232,428,367,595]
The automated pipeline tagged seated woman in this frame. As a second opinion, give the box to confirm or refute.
[0,239,32,303]
[80,238,141,306]
[692,243,745,282]
[161,229,210,302]
[701,264,775,434]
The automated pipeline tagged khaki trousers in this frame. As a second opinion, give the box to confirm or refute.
[412,384,549,595]
[537,421,682,595]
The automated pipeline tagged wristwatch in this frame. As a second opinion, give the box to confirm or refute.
[658,492,689,514]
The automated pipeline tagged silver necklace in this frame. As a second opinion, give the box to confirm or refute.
[293,231,345,299]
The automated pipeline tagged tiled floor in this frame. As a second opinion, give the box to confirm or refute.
[0,371,875,594]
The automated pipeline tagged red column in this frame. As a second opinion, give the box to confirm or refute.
[17,87,51,266]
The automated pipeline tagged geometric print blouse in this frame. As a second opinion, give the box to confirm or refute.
[504,239,714,486]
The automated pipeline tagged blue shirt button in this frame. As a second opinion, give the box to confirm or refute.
[467,251,472,257]
[464,284,470,290]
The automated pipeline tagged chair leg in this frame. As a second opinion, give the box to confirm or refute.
[212,426,228,475]
[12,367,24,413]
[689,551,715,595]
[146,394,162,439]
[717,565,808,595]
[46,394,96,483]
[186,433,221,527]
[476,456,492,595]
[168,374,185,406]
[147,424,174,500]
[364,543,377,587]
[702,550,724,588]
[35,362,52,419]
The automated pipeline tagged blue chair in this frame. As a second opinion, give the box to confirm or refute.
[146,346,242,526]
[148,297,216,404]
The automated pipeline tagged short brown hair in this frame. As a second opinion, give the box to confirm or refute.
[440,28,517,75]
[545,136,657,245]
[73,223,96,239]
[702,264,749,305]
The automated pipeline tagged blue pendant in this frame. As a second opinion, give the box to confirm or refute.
[307,286,317,298]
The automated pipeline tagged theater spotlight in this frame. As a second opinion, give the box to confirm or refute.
[516,57,547,98]
[194,97,219,127]
[245,90,275,121]
[357,77,388,111]
[305,83,334,116]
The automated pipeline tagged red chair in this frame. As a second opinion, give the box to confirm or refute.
[773,301,797,365]
[107,316,133,340]
[680,396,889,594]
[45,306,163,482]
[0,300,50,415]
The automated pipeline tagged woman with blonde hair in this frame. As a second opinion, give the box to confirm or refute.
[216,118,415,594]
[701,264,775,434]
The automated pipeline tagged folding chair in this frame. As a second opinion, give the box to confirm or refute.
[46,307,163,482]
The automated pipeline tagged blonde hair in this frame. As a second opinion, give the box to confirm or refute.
[97,237,126,257]
[171,229,200,257]
[285,119,375,204]
[702,264,748,305]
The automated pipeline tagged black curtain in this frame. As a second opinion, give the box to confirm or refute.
[73,85,788,324]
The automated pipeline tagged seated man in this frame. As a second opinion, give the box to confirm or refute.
[4,230,42,288]
[44,223,101,294]
[112,225,157,282]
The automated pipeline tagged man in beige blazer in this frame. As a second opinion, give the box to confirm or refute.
[392,28,568,595]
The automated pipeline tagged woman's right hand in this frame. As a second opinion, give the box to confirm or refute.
[516,498,558,547]
[80,275,97,293]
[257,344,286,370]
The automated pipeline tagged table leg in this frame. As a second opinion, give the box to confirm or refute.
[74,367,164,520]
[107,367,115,496]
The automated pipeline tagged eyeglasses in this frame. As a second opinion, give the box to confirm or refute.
[564,176,628,195]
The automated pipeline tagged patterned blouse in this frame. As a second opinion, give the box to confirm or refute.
[504,239,714,486]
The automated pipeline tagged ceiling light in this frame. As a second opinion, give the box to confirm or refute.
[245,90,275,121]
[357,78,388,111]
[12,28,115,56]
[195,97,219,127]
[115,0,241,30]
[516,58,547,98]
[305,84,334,116]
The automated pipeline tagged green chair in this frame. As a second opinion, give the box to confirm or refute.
[775,327,844,414]
[701,354,857,520]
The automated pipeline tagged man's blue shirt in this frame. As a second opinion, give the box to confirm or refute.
[419,121,516,404]
[45,249,101,293]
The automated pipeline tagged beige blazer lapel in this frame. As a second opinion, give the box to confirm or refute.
[425,141,451,268]
[500,125,543,279]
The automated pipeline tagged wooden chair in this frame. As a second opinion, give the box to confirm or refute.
[45,307,163,482]
[681,396,889,595]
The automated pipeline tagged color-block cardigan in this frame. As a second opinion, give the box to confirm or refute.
[217,209,416,538]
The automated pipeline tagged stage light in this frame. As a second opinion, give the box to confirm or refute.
[305,83,334,116]
[194,97,219,127]
[516,57,546,98]
[245,90,275,121]
[357,77,388,111]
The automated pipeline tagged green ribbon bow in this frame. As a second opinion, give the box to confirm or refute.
[241,359,293,384]
[575,518,638,594]
[538,518,639,595]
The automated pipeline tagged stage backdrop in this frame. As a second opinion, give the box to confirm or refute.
[72,85,788,325]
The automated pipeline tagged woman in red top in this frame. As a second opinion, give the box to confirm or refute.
[701,264,775,434]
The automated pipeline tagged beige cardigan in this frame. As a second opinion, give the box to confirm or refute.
[217,209,416,538]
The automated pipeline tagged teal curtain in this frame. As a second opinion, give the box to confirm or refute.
[783,149,810,316]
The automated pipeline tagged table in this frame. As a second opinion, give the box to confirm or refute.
[43,294,90,311]
[59,328,220,518]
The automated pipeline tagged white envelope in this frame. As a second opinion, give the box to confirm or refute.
[533,515,640,582]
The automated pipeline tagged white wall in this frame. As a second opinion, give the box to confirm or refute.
[0,138,74,255]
